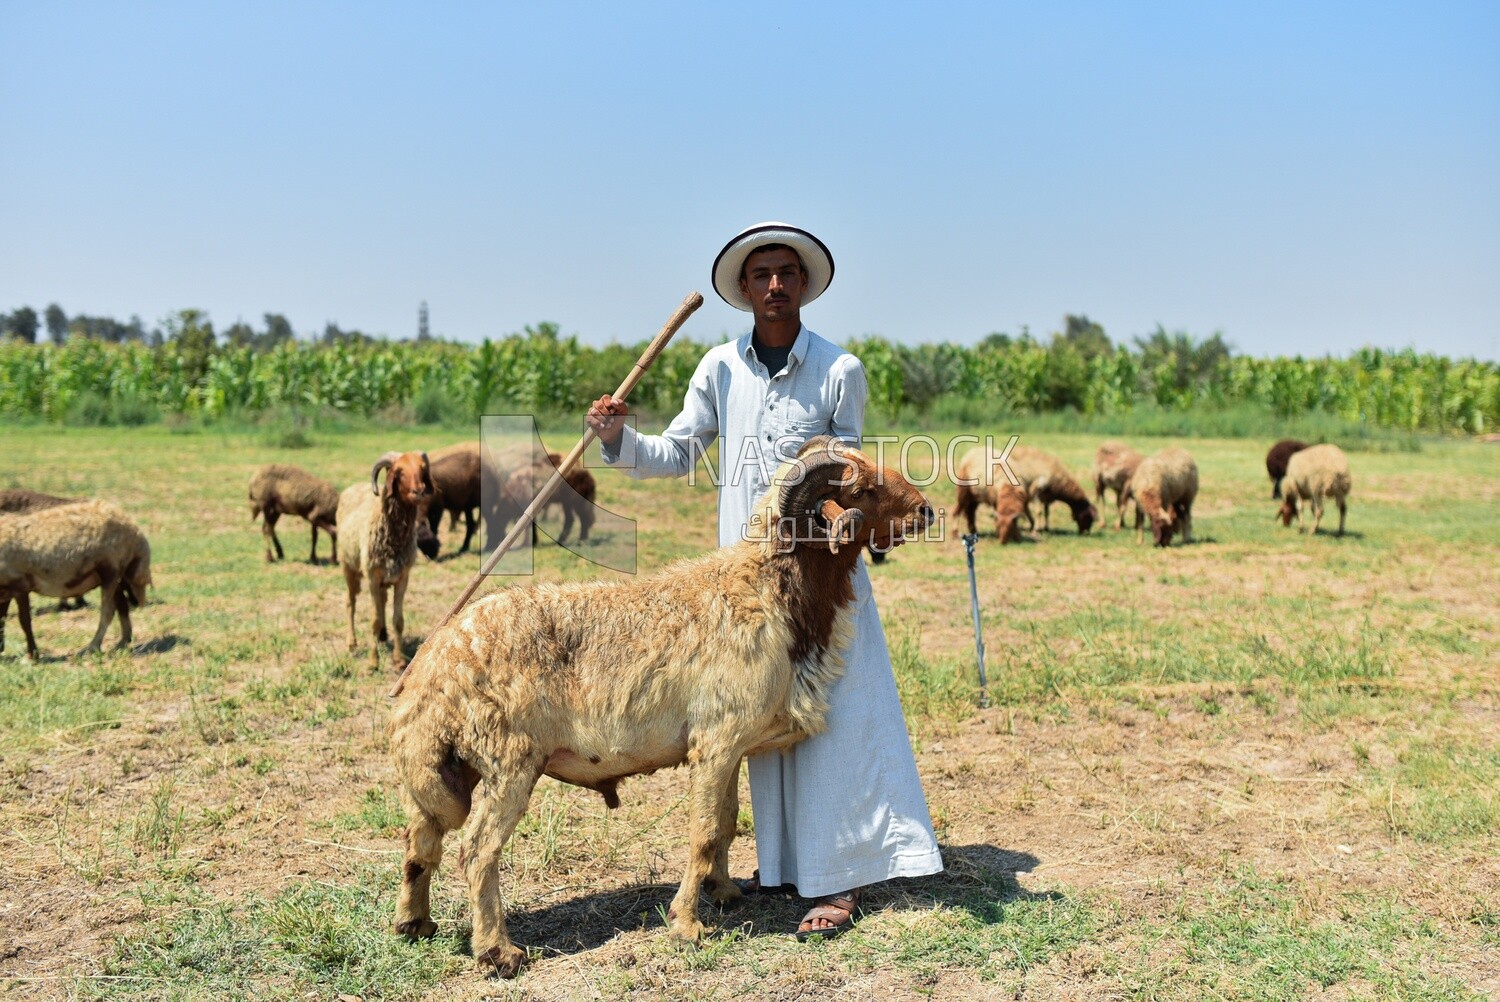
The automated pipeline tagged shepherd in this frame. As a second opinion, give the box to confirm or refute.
[587,222,944,939]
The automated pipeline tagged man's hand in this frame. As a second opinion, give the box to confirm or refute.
[586,394,629,450]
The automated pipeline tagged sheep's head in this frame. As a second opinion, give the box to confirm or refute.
[1276,496,1298,527]
[1138,488,1175,546]
[760,436,934,557]
[995,483,1026,544]
[371,451,434,506]
[1074,501,1100,535]
[123,545,153,608]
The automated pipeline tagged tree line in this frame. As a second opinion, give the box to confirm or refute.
[0,303,392,349]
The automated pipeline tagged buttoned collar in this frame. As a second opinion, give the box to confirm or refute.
[738,324,810,372]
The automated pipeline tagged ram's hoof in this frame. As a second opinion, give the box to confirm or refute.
[395,917,438,940]
[476,943,525,978]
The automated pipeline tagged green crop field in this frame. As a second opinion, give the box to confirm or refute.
[1,420,1496,1001]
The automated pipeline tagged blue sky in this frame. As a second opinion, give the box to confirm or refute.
[3,2,1497,359]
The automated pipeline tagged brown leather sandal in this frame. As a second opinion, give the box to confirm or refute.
[794,889,861,941]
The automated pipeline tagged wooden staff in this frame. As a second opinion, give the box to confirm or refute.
[388,291,704,697]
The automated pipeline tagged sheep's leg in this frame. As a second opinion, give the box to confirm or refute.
[705,764,742,906]
[0,595,7,653]
[308,523,320,564]
[667,748,742,941]
[1023,503,1036,531]
[344,568,361,653]
[1134,503,1145,545]
[1180,505,1193,545]
[263,509,282,561]
[16,594,38,660]
[371,583,389,668]
[954,485,977,536]
[465,761,542,978]
[84,571,119,654]
[1042,501,1053,532]
[114,585,133,650]
[390,574,409,672]
[1309,494,1324,536]
[1336,498,1347,537]
[395,810,446,940]
[557,502,575,546]
[459,508,477,554]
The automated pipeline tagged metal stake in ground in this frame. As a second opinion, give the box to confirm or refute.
[388,291,705,698]
[962,533,991,708]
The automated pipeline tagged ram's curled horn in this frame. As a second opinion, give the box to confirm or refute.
[819,497,864,554]
[370,451,402,495]
[778,449,851,519]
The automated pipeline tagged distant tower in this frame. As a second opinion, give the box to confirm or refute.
[418,301,430,341]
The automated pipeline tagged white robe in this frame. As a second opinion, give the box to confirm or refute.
[601,325,944,896]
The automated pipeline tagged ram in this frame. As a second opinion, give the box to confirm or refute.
[336,452,433,670]
[387,440,933,977]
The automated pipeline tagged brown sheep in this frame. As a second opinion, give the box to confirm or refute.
[387,440,934,977]
[495,451,598,546]
[1004,445,1099,535]
[0,501,153,658]
[1277,443,1352,536]
[248,465,340,564]
[1092,441,1144,529]
[1265,439,1308,500]
[1132,447,1199,547]
[1,489,87,610]
[952,445,1027,543]
[419,442,489,557]
[336,452,433,671]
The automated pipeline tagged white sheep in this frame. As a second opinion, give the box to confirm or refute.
[1132,447,1199,547]
[1277,443,1352,536]
[0,500,153,658]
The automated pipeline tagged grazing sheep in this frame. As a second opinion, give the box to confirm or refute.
[336,452,433,671]
[1265,439,1308,500]
[953,445,1027,543]
[387,440,934,977]
[1092,441,1144,529]
[495,451,598,546]
[0,501,153,658]
[1277,443,1352,536]
[1131,447,1199,547]
[1,489,87,610]
[248,465,340,564]
[419,442,490,558]
[1003,445,1099,535]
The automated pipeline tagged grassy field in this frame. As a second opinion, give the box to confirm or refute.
[1,420,1496,1001]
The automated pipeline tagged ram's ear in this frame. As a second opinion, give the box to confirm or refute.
[820,498,863,554]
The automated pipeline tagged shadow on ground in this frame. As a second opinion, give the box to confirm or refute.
[488,842,1045,961]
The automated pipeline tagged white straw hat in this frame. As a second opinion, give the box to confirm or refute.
[711,222,835,312]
